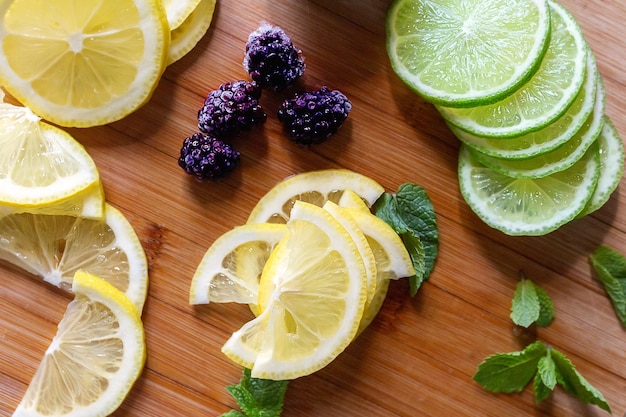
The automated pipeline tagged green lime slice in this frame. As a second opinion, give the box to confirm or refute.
[439,0,587,137]
[385,0,551,107]
[449,50,599,159]
[579,116,625,216]
[470,75,605,179]
[458,143,600,236]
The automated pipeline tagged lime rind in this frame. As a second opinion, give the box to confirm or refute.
[439,0,588,137]
[471,74,605,179]
[449,49,599,159]
[386,0,551,107]
[458,143,600,236]
[579,116,625,216]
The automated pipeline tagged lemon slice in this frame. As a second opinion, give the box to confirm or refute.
[13,270,145,417]
[222,201,367,380]
[337,188,371,211]
[0,0,170,127]
[247,169,385,224]
[189,223,287,307]
[167,0,216,65]
[162,0,203,30]
[0,203,149,313]
[0,103,100,207]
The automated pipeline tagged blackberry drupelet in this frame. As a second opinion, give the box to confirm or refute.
[243,22,305,91]
[198,80,266,137]
[277,87,352,146]
[179,133,241,181]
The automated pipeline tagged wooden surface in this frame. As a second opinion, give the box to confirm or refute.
[2,0,626,416]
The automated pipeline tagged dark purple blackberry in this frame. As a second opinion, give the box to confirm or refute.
[277,87,352,146]
[178,133,240,181]
[243,23,305,91]
[198,80,266,137]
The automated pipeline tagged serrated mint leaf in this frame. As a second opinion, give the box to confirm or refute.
[534,285,555,327]
[373,183,438,295]
[473,340,547,393]
[533,373,553,403]
[551,349,611,413]
[590,245,626,326]
[511,277,540,327]
[533,348,557,402]
[224,368,289,417]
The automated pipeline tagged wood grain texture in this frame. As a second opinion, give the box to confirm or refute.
[1,0,625,416]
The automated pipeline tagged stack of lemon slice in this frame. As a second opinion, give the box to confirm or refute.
[0,0,216,128]
[0,101,148,414]
[189,170,416,380]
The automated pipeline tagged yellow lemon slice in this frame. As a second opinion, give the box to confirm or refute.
[13,270,145,417]
[247,169,385,224]
[223,201,367,380]
[167,0,216,65]
[0,103,100,207]
[0,203,149,313]
[0,0,170,127]
[189,222,287,308]
[161,0,203,30]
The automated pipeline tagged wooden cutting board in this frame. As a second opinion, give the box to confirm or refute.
[1,0,625,416]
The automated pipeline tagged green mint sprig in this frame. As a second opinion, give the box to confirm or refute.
[221,368,289,417]
[373,182,439,295]
[510,275,554,328]
[473,341,611,413]
[590,245,626,326]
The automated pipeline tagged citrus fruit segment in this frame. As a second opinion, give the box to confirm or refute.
[386,0,550,107]
[167,0,216,65]
[337,188,371,211]
[579,116,625,216]
[189,223,287,306]
[246,169,385,224]
[0,203,149,313]
[450,50,599,159]
[0,104,100,207]
[472,78,605,179]
[161,0,202,30]
[13,270,145,417]
[438,0,588,137]
[458,143,600,236]
[0,0,170,127]
[223,201,368,380]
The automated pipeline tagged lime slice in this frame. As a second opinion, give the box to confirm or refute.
[439,0,588,137]
[471,75,605,179]
[579,116,625,216]
[449,50,599,159]
[458,143,600,236]
[385,0,550,107]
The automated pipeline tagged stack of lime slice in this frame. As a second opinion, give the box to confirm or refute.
[387,0,624,236]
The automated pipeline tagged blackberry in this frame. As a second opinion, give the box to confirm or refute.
[198,80,266,137]
[277,87,352,146]
[243,23,305,91]
[178,133,241,181]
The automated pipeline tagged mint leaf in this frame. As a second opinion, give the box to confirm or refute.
[473,340,547,393]
[590,245,626,326]
[533,350,556,402]
[511,277,540,327]
[510,276,554,328]
[222,368,289,417]
[373,183,438,295]
[551,349,611,413]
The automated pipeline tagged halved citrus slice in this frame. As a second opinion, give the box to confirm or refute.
[337,188,371,211]
[222,201,367,380]
[385,0,550,107]
[247,169,385,224]
[439,0,588,137]
[0,103,100,207]
[579,116,625,216]
[450,50,600,159]
[0,0,170,127]
[189,223,287,307]
[0,203,149,313]
[13,270,145,417]
[458,143,600,236]
[162,0,202,30]
[167,0,216,65]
